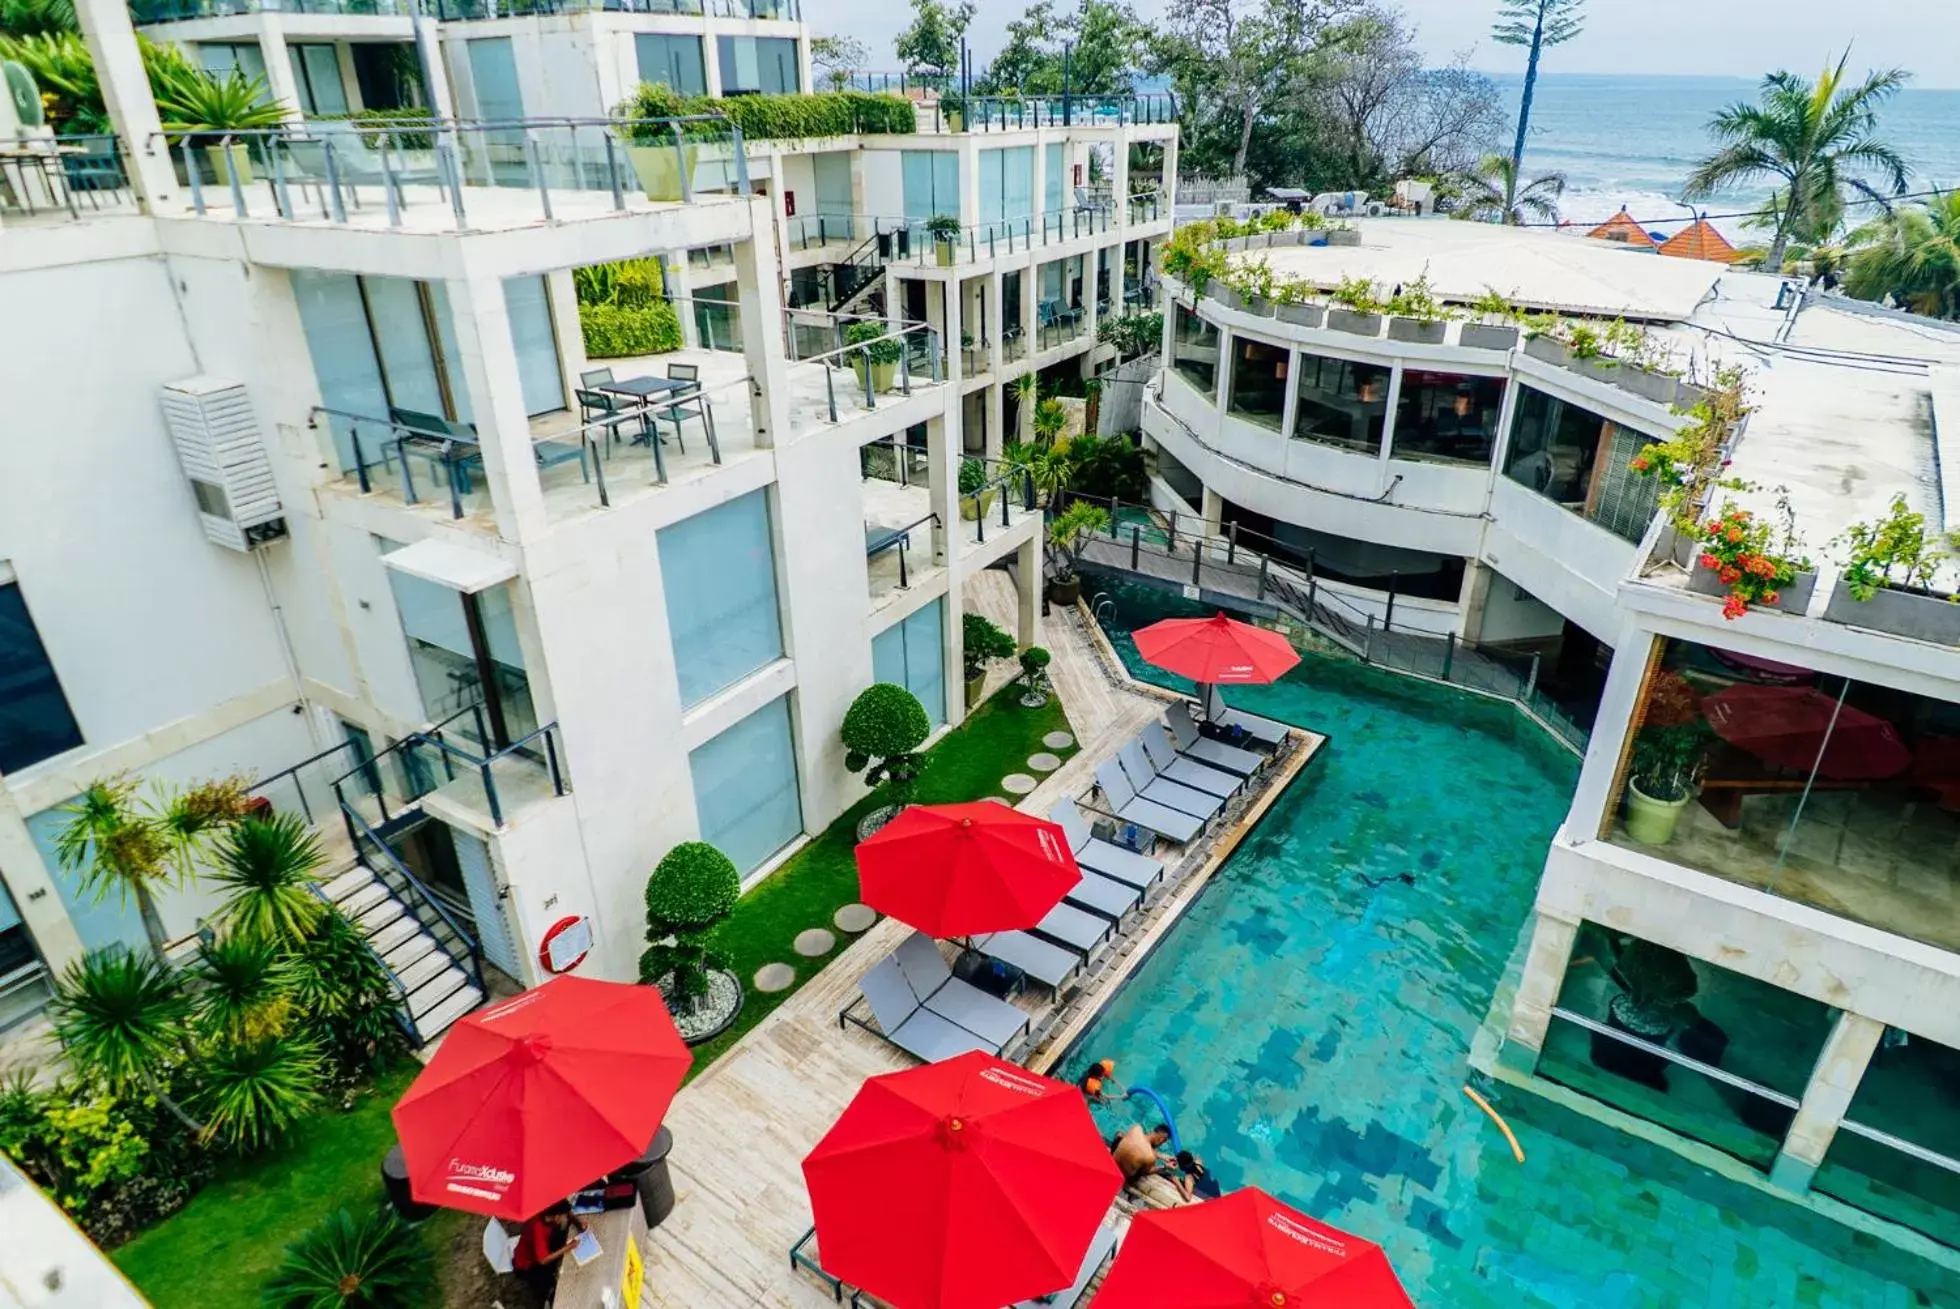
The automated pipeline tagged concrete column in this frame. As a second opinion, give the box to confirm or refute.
[734,206,793,449]
[0,803,85,973]
[1161,133,1179,211]
[701,24,725,98]
[257,18,305,119]
[1016,534,1041,648]
[546,269,587,406]
[73,0,180,212]
[1498,911,1581,1075]
[1770,1012,1885,1193]
[1566,631,1660,843]
[413,16,456,118]
[444,274,549,543]
[1200,486,1224,535]
[334,42,364,114]
[1112,137,1131,229]
[665,255,701,349]
[1458,559,1497,644]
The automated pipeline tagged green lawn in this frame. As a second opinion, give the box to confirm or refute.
[112,686,1074,1307]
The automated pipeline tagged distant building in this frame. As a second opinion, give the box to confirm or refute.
[1585,208,1657,250]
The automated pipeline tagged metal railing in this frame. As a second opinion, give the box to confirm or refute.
[943,92,1181,133]
[328,703,568,830]
[1,133,138,222]
[430,0,708,14]
[860,434,931,488]
[866,511,940,593]
[960,459,1037,544]
[248,736,368,828]
[131,0,418,17]
[340,801,485,1001]
[805,323,943,423]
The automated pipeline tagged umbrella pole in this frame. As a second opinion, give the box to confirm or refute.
[1768,683,1849,890]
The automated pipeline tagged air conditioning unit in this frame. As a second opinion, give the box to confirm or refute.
[159,377,287,552]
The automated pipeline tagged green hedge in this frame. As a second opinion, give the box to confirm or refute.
[616,83,915,143]
[581,301,684,359]
[573,257,665,309]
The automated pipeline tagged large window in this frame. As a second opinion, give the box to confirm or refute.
[199,41,268,85]
[903,150,962,224]
[871,601,946,728]
[1392,370,1504,466]
[717,35,799,94]
[976,146,1034,239]
[635,33,707,96]
[0,877,50,1032]
[502,275,566,417]
[658,490,784,708]
[25,802,146,956]
[288,43,349,116]
[1228,337,1289,430]
[1291,350,1389,455]
[689,695,802,875]
[1171,302,1219,395]
[1043,141,1064,215]
[0,581,82,774]
[382,548,537,750]
[1504,385,1661,542]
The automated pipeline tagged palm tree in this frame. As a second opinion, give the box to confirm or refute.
[263,1208,435,1309]
[49,947,203,1132]
[1845,190,1960,320]
[1683,53,1910,272]
[192,936,292,1042]
[192,1033,324,1151]
[206,813,327,947]
[1451,154,1567,226]
[1492,0,1588,209]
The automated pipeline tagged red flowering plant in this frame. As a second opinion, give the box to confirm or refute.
[1695,494,1809,620]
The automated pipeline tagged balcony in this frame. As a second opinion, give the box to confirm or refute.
[909,92,1180,135]
[862,438,940,606]
[0,133,140,228]
[129,0,417,19]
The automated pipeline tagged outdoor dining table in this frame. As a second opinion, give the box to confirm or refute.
[597,374,718,453]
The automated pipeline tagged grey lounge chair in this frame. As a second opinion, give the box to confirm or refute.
[1049,799,1169,889]
[1064,869,1140,923]
[1138,727,1242,800]
[973,930,1081,994]
[1094,760,1204,844]
[1033,902,1112,958]
[849,956,997,1062]
[1117,742,1227,821]
[1203,684,1290,748]
[1013,1214,1121,1308]
[1166,702,1264,776]
[893,932,1030,1051]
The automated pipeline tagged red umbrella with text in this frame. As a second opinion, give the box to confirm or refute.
[801,1051,1123,1309]
[392,976,691,1219]
[1094,1188,1415,1309]
[1701,685,1909,780]
[1133,612,1300,685]
[854,801,1081,938]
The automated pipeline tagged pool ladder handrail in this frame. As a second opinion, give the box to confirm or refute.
[1091,592,1116,625]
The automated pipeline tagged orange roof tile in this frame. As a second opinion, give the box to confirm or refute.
[1659,219,1738,264]
[1585,210,1657,249]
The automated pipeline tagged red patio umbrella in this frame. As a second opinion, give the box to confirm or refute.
[1701,685,1909,781]
[854,801,1080,938]
[1094,1188,1415,1309]
[801,1051,1122,1309]
[392,976,691,1219]
[1133,612,1300,685]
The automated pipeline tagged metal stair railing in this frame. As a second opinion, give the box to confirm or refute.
[341,802,485,1005]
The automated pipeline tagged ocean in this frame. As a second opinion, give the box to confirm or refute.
[1492,73,1960,239]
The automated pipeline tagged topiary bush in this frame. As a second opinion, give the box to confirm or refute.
[261,1206,434,1309]
[962,613,1017,682]
[842,683,931,809]
[639,842,741,1010]
[1018,645,1051,692]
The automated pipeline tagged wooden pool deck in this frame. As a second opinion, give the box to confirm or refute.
[638,598,1324,1306]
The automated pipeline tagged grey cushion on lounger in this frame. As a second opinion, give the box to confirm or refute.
[1139,725,1241,798]
[1064,869,1140,921]
[1203,684,1290,746]
[1165,702,1264,776]
[1117,741,1225,820]
[892,932,1030,1048]
[857,956,996,1061]
[973,930,1080,991]
[1092,761,1204,844]
[1049,800,1167,889]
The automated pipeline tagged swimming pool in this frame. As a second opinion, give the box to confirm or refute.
[1068,578,1960,1307]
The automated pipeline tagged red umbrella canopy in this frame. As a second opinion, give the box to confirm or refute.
[1095,1188,1415,1309]
[1133,612,1301,685]
[392,976,691,1219]
[1702,686,1909,781]
[801,1051,1122,1309]
[854,802,1081,938]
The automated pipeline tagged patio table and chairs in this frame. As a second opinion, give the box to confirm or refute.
[389,406,588,499]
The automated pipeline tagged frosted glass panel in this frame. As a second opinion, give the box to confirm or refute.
[813,151,851,214]
[689,696,802,875]
[466,37,524,120]
[902,151,960,222]
[635,33,706,95]
[290,270,387,471]
[1044,142,1063,213]
[1001,146,1032,223]
[365,277,444,417]
[503,275,565,417]
[658,490,784,707]
[978,149,1004,230]
[868,599,945,728]
[426,282,472,425]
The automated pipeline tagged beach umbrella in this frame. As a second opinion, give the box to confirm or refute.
[801,1051,1122,1309]
[392,976,691,1219]
[1133,612,1300,685]
[1701,685,1908,781]
[854,801,1080,938]
[1094,1188,1415,1308]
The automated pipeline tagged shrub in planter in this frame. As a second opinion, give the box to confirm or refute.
[1687,499,1810,621]
[1046,499,1111,604]
[1326,275,1384,335]
[924,212,963,265]
[957,456,996,520]
[1017,646,1052,704]
[1826,494,1960,642]
[845,320,904,393]
[263,1206,435,1309]
[638,842,740,1013]
[842,683,931,814]
[1385,275,1448,343]
[1592,938,1700,1090]
[961,612,1017,706]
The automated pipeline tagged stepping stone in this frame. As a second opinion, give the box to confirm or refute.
[753,962,795,993]
[794,928,836,957]
[1043,731,1075,750]
[1001,773,1038,796]
[833,903,876,933]
[982,795,1012,805]
[1027,752,1062,773]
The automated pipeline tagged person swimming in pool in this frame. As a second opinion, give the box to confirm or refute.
[1077,1058,1124,1104]
[1175,1149,1223,1200]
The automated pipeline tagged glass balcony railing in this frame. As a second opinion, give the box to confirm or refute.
[428,0,706,18]
[129,0,418,19]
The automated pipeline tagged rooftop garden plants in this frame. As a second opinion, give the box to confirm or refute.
[614,81,915,143]
[1825,494,1960,643]
[575,257,683,358]
[845,319,905,393]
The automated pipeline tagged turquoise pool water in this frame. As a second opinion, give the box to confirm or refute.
[1069,579,1958,1307]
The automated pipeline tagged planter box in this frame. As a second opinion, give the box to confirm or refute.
[1616,366,1682,407]
[1245,232,1272,249]
[1277,302,1325,328]
[1523,334,1570,368]
[959,487,999,521]
[1387,317,1446,344]
[1687,562,1817,616]
[1327,229,1361,247]
[1573,356,1622,386]
[1459,322,1519,351]
[205,143,254,186]
[1823,584,1960,644]
[1220,237,1249,253]
[1244,294,1276,318]
[934,240,956,267]
[1326,308,1383,336]
[1676,382,1712,413]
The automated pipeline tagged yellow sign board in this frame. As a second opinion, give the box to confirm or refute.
[621,1235,645,1307]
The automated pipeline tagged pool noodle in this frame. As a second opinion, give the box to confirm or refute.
[1126,1086,1181,1152]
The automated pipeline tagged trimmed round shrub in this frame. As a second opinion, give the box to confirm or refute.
[644,842,741,930]
[842,683,931,773]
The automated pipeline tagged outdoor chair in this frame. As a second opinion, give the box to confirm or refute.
[1202,684,1291,749]
[847,956,998,1063]
[1049,799,1166,891]
[1029,902,1112,960]
[290,121,445,193]
[1062,868,1140,924]
[1137,728,1242,801]
[1165,703,1264,777]
[579,366,615,389]
[892,932,1030,1051]
[60,136,126,199]
[388,406,483,490]
[1012,1214,1121,1308]
[971,930,1081,994]
[1093,760,1205,845]
[576,387,647,453]
[1116,742,1227,821]
[658,362,714,452]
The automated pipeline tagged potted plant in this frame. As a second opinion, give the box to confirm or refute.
[1045,499,1110,605]
[1460,288,1521,351]
[1017,646,1052,707]
[925,212,963,266]
[614,84,699,201]
[1591,938,1700,1090]
[845,320,903,393]
[1624,723,1709,846]
[1326,276,1384,336]
[958,456,997,520]
[939,93,965,133]
[1326,220,1361,247]
[1685,497,1814,620]
[1385,274,1448,344]
[1824,494,1960,644]
[638,841,742,1042]
[842,682,930,837]
[1275,280,1324,328]
[961,612,1017,709]
[155,65,288,187]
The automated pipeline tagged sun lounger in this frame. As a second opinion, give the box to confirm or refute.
[846,956,999,1062]
[1090,760,1207,843]
[973,930,1081,993]
[1033,902,1112,958]
[1166,701,1264,776]
[1050,800,1167,892]
[789,1227,848,1303]
[1138,726,1242,800]
[1012,1215,1122,1308]
[893,932,1031,1051]
[1117,742,1227,820]
[1064,868,1141,922]
[1203,684,1290,748]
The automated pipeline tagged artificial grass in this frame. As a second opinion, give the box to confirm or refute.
[685,686,1075,1073]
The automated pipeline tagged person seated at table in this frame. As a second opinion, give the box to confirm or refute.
[512,1200,586,1299]
[1078,1057,1123,1104]
[1176,1148,1222,1200]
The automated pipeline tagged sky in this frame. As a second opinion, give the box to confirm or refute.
[814,0,1958,90]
